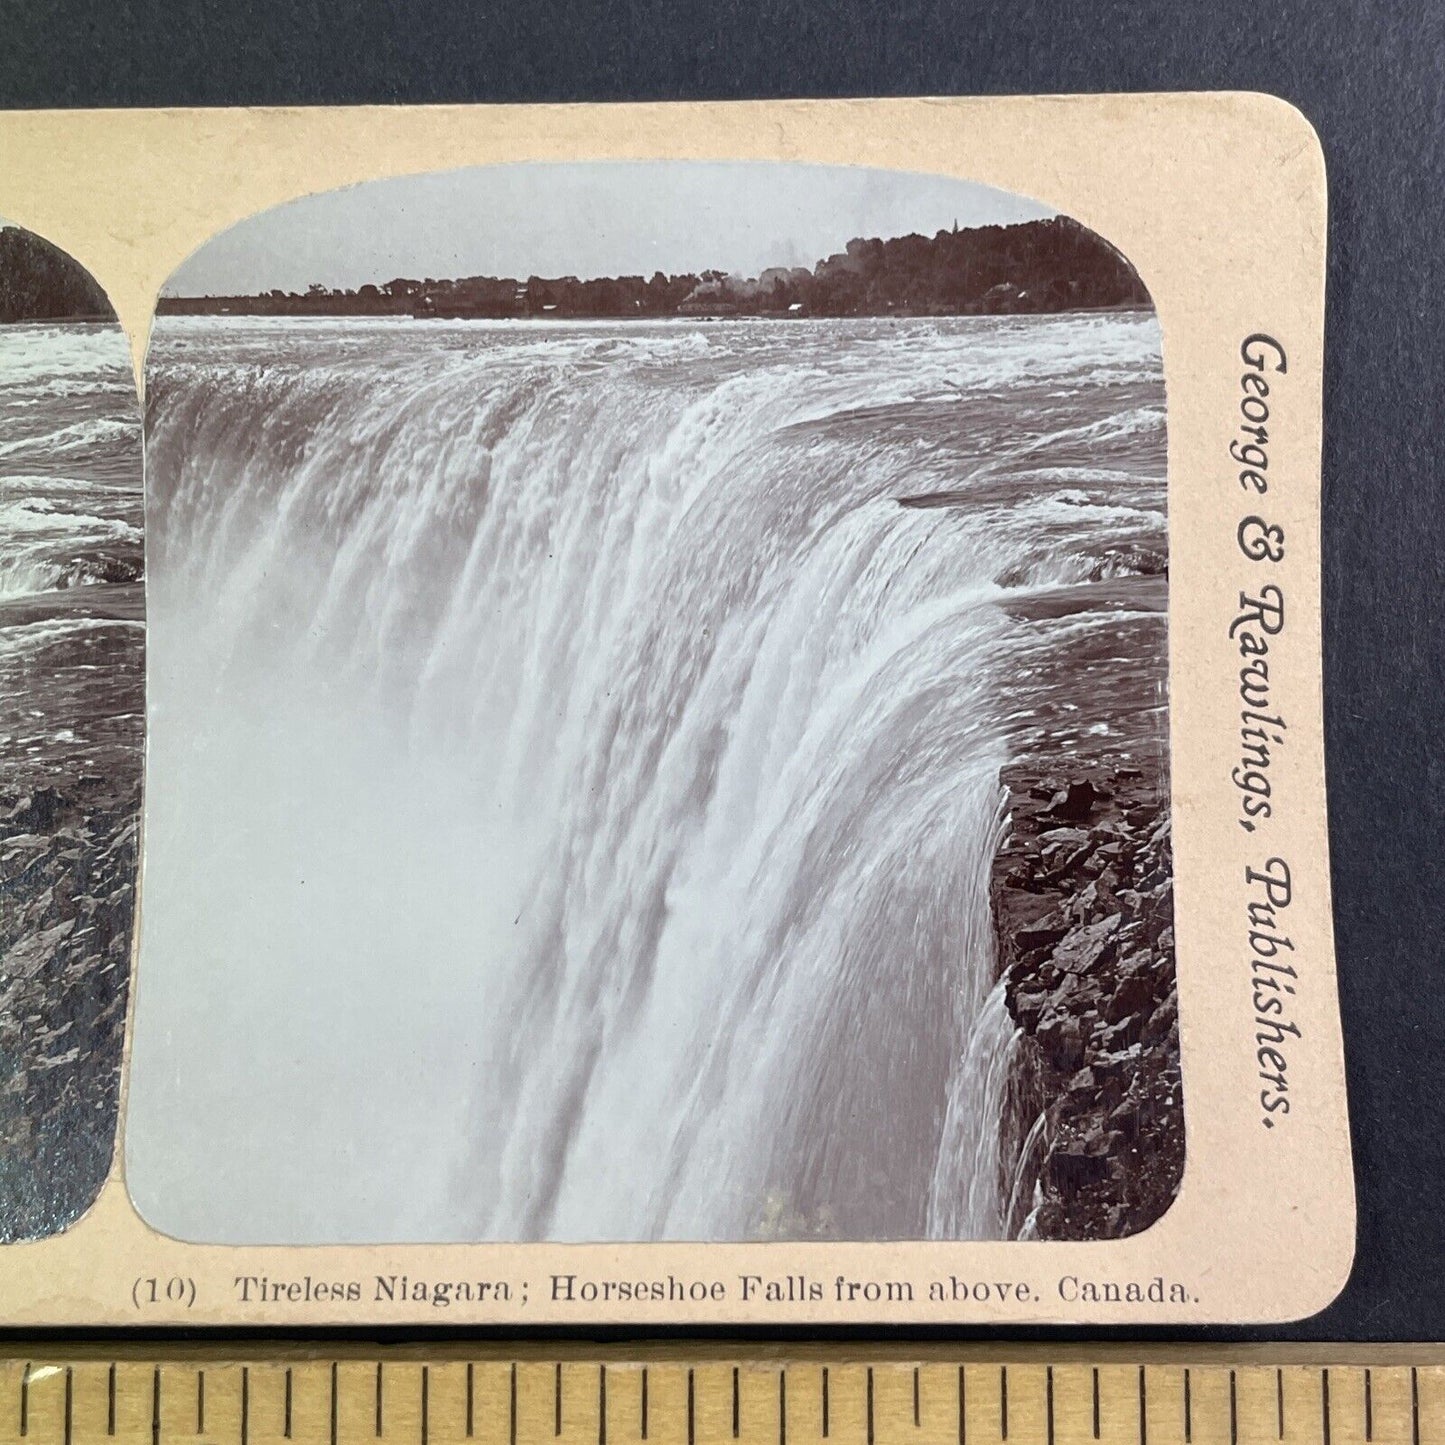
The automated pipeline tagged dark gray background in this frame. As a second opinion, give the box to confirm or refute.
[1,0,1440,1342]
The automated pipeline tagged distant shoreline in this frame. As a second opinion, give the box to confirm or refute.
[154,302,1154,322]
[156,216,1150,323]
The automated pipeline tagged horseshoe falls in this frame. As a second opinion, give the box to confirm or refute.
[125,312,1166,1244]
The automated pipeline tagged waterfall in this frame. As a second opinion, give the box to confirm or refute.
[127,312,1164,1244]
[926,981,1023,1240]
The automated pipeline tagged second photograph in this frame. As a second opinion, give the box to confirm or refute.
[125,160,1175,1247]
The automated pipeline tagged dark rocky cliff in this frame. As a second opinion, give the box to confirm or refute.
[991,755,1182,1238]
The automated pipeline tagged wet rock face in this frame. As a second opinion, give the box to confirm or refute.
[0,782,138,1240]
[993,761,1183,1240]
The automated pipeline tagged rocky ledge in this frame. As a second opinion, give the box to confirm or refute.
[0,782,138,1239]
[992,762,1182,1239]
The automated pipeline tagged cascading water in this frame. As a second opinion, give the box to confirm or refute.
[0,320,143,1240]
[127,311,1165,1245]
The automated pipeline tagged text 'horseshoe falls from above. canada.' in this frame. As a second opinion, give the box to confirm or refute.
[122,162,1173,1245]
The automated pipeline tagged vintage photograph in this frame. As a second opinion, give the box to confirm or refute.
[124,160,1177,1246]
[0,223,143,1239]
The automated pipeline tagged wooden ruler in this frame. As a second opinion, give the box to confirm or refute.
[1,1349,1441,1445]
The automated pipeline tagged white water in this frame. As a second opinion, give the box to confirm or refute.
[125,312,1165,1243]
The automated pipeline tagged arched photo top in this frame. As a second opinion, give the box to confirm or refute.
[155,161,1153,324]
[1,223,117,324]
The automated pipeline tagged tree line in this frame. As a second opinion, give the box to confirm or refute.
[0,227,114,323]
[158,215,1151,320]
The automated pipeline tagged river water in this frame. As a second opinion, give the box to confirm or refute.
[0,320,143,1240]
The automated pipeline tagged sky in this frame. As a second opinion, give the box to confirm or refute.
[165,162,1056,296]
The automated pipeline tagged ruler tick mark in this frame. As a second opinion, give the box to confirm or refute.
[15,1352,1430,1445]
